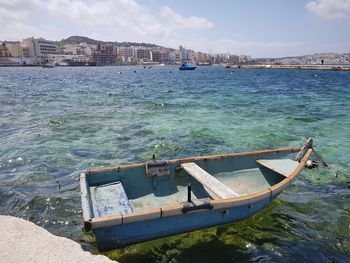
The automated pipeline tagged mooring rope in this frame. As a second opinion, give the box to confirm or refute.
[308,146,350,188]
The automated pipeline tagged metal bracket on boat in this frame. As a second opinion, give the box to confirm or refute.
[83,219,92,231]
[146,161,170,177]
[182,198,213,213]
[295,138,313,162]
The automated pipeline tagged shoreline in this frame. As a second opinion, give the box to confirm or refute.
[238,64,350,71]
[1,63,350,71]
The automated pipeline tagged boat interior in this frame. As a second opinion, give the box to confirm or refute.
[84,148,302,219]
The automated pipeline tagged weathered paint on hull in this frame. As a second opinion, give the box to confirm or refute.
[179,68,196,70]
[93,195,274,251]
[81,142,314,251]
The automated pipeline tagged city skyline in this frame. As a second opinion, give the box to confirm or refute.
[1,0,350,57]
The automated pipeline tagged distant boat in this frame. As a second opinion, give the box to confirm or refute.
[80,139,314,251]
[225,65,231,69]
[179,63,196,70]
[86,61,97,66]
[68,61,86,66]
[42,63,55,68]
[197,62,212,66]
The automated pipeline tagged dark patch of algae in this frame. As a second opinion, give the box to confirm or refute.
[86,200,295,263]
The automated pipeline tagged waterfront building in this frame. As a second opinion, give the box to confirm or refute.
[47,54,89,66]
[151,50,168,63]
[62,43,93,57]
[91,43,117,65]
[118,47,135,58]
[239,55,252,63]
[21,37,57,58]
[194,52,204,63]
[179,45,183,61]
[213,54,224,64]
[0,42,10,57]
[62,44,79,55]
[182,49,189,62]
[5,42,23,57]
[188,50,195,62]
[168,51,177,63]
[178,45,194,62]
[228,55,239,64]
[136,48,151,60]
[79,43,93,57]
[117,46,136,64]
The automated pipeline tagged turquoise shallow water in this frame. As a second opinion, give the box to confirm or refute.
[0,66,349,262]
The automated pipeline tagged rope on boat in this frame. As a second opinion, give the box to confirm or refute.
[306,145,350,189]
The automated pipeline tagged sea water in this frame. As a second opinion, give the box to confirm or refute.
[0,66,349,262]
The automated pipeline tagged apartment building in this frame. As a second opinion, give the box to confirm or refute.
[0,43,10,57]
[151,50,168,63]
[5,42,23,57]
[21,37,57,57]
[91,43,117,65]
[179,46,194,62]
[136,48,151,60]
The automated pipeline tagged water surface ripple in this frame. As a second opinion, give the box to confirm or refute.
[0,66,349,262]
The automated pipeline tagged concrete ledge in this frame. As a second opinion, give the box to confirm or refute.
[239,64,350,71]
[0,215,114,263]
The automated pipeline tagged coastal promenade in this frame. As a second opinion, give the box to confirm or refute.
[0,216,114,263]
[1,63,350,71]
[239,64,350,71]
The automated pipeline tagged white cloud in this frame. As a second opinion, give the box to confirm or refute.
[306,0,350,19]
[41,0,172,38]
[0,0,37,22]
[0,0,214,41]
[0,0,44,40]
[161,6,213,29]
[1,22,47,41]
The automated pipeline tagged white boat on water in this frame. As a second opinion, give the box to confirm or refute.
[42,63,55,68]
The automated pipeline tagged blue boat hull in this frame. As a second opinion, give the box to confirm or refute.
[179,67,196,70]
[93,195,273,251]
[80,140,314,251]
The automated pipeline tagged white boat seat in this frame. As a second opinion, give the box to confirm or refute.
[256,159,299,177]
[91,181,133,217]
[181,162,239,199]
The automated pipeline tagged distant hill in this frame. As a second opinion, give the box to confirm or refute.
[259,52,350,60]
[57,36,162,48]
[58,36,99,45]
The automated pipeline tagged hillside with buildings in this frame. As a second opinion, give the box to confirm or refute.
[0,36,349,67]
[57,36,161,48]
[0,36,213,66]
[256,53,350,66]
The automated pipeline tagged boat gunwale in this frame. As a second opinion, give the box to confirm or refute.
[80,172,93,225]
[85,147,312,230]
[85,146,302,174]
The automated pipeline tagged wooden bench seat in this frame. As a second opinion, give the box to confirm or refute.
[181,162,239,199]
[256,159,299,177]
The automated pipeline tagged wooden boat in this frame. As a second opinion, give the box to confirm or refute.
[80,139,314,251]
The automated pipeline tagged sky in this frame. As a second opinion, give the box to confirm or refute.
[1,0,350,57]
